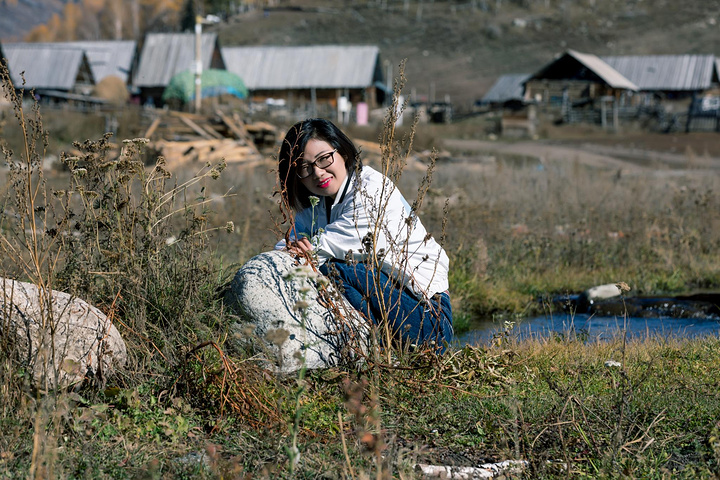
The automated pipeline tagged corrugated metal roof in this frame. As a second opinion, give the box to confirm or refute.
[3,43,91,90]
[5,41,135,85]
[482,73,530,103]
[602,54,716,91]
[62,41,136,84]
[220,45,380,90]
[134,33,220,88]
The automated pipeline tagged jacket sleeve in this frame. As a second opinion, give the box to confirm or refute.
[274,208,317,250]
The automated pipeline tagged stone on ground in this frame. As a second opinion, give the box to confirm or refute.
[223,250,368,374]
[1,278,127,390]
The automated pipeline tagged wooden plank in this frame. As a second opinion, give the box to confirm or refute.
[216,109,250,140]
[245,121,277,133]
[221,146,261,162]
[353,139,382,156]
[143,117,161,139]
[177,115,213,140]
[201,124,224,140]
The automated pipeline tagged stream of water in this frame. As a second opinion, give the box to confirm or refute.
[457,313,720,347]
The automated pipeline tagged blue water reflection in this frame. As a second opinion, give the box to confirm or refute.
[457,314,720,347]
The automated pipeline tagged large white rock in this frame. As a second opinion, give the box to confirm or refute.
[224,250,369,374]
[1,278,127,390]
[585,283,622,302]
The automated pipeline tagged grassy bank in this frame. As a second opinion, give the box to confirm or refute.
[2,332,720,478]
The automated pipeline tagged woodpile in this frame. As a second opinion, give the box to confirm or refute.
[141,110,277,169]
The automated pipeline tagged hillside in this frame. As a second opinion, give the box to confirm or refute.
[0,0,70,42]
[215,0,720,107]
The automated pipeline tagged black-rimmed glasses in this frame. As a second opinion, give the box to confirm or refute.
[296,149,338,179]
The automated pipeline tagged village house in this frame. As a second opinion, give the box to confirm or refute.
[602,54,720,114]
[133,33,225,107]
[2,43,96,102]
[58,40,138,85]
[220,45,387,119]
[523,50,639,109]
[522,50,720,130]
[480,73,531,109]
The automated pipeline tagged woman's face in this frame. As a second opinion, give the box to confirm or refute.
[299,138,348,199]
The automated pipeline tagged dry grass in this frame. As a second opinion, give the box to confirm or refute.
[2,57,720,477]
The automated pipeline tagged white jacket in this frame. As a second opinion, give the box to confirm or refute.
[276,166,450,298]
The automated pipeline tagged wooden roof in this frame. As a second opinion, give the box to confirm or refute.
[220,45,382,90]
[133,33,223,88]
[527,50,639,91]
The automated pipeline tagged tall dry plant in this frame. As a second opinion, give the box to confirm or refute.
[53,134,230,371]
[0,58,67,479]
[0,59,275,475]
[0,58,234,390]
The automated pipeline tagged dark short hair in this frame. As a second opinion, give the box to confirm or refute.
[278,118,361,211]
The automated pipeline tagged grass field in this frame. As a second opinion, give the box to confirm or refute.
[1,80,720,477]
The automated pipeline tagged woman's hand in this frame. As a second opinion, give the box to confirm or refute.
[287,237,314,256]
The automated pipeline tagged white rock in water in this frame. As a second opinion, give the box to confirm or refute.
[585,283,622,302]
[1,278,127,390]
[224,250,369,374]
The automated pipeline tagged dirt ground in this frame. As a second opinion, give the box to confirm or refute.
[441,131,720,176]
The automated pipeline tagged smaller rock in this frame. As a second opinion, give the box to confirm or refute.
[415,459,528,478]
[1,278,127,391]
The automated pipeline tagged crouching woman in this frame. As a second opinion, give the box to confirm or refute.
[275,118,453,353]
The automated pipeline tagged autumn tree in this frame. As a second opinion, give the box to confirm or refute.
[24,0,184,41]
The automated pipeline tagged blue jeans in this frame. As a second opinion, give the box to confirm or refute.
[319,260,453,352]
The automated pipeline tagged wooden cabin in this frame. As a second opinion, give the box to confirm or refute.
[220,45,387,114]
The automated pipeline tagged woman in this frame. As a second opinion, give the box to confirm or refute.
[275,118,452,352]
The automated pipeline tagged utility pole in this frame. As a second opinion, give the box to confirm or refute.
[384,59,392,106]
[194,15,203,113]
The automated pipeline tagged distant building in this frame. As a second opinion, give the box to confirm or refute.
[523,50,720,130]
[59,41,137,85]
[220,45,388,112]
[1,41,135,107]
[478,74,537,138]
[525,50,720,108]
[524,50,639,108]
[3,43,95,97]
[133,33,225,106]
[601,54,720,112]
[480,73,531,108]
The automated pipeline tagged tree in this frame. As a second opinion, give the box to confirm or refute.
[180,0,197,32]
[22,0,185,42]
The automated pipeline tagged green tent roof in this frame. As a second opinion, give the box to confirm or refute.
[162,69,247,102]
